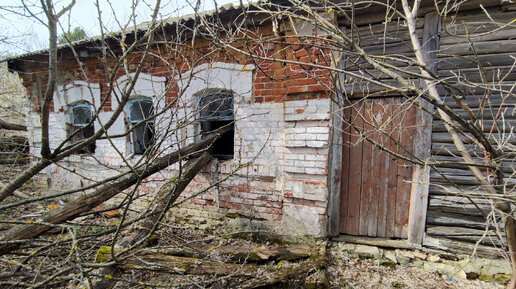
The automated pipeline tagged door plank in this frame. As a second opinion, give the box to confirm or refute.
[345,102,365,235]
[359,101,373,236]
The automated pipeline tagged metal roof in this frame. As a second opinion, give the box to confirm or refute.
[3,1,249,62]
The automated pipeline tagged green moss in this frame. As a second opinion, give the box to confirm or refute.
[94,246,113,263]
[493,274,511,285]
[380,261,396,269]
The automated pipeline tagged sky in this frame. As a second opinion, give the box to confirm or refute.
[0,0,232,56]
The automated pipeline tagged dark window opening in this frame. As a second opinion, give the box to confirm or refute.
[69,103,96,154]
[199,91,234,160]
[127,98,154,155]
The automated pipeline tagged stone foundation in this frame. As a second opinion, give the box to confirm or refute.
[333,242,511,285]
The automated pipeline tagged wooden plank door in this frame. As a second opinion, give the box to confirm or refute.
[339,97,416,238]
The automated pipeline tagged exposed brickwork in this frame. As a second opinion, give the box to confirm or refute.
[17,17,337,238]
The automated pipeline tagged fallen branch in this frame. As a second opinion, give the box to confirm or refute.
[0,119,27,131]
[94,151,213,289]
[164,243,313,262]
[0,128,227,256]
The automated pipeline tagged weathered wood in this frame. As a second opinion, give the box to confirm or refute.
[0,129,227,256]
[237,256,327,289]
[432,132,516,144]
[423,236,505,258]
[428,201,491,217]
[439,66,516,82]
[440,39,516,56]
[359,101,373,236]
[163,243,313,262]
[337,104,350,234]
[426,225,505,246]
[440,28,516,45]
[386,101,398,238]
[377,99,389,237]
[432,120,516,133]
[344,102,363,234]
[426,211,490,229]
[328,52,346,237]
[408,11,440,245]
[396,101,415,238]
[96,250,260,276]
[438,52,516,70]
[333,235,420,250]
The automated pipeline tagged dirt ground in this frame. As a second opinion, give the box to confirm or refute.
[0,164,508,288]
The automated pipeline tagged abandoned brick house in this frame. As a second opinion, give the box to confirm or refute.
[6,0,516,258]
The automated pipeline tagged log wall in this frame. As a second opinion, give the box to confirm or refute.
[426,4,516,256]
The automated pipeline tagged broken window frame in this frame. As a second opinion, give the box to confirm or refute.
[198,90,234,160]
[68,102,96,154]
[126,97,155,156]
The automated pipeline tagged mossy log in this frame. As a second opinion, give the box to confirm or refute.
[94,247,325,282]
[96,248,259,276]
[165,243,313,262]
[237,255,328,289]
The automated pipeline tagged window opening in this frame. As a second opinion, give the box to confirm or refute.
[69,103,95,154]
[198,90,234,160]
[127,98,154,155]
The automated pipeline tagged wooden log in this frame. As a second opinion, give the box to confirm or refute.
[423,235,506,258]
[0,128,228,256]
[438,52,516,70]
[440,28,516,45]
[426,211,489,229]
[439,66,516,83]
[162,243,312,262]
[440,39,516,56]
[333,235,419,250]
[236,255,327,289]
[432,120,516,133]
[429,184,490,196]
[428,196,492,217]
[96,249,259,276]
[431,132,516,144]
[426,225,505,246]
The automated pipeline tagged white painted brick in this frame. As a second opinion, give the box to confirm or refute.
[315,161,327,168]
[286,140,306,147]
[305,154,326,161]
[295,160,316,167]
[285,166,305,174]
[285,127,306,134]
[303,193,326,202]
[306,127,329,134]
[298,133,317,141]
[316,134,329,141]
[285,154,304,160]
[306,141,328,148]
[305,167,326,175]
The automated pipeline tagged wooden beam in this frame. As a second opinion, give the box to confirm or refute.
[333,235,420,250]
[327,51,346,237]
[407,12,440,245]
